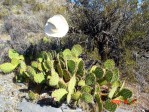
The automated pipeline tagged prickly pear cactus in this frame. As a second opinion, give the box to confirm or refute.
[91,66,104,79]
[78,80,85,87]
[51,89,68,102]
[104,59,115,70]
[71,44,82,57]
[105,70,113,82]
[0,63,16,73]
[63,69,71,82]
[95,94,103,112]
[77,60,85,76]
[34,72,45,84]
[48,71,59,86]
[72,91,82,101]
[67,60,76,75]
[85,73,96,86]
[67,74,76,103]
[81,85,92,93]
[104,100,117,112]
[81,93,93,103]
[119,88,132,99]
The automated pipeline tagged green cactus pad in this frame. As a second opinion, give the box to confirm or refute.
[63,69,71,82]
[34,72,45,84]
[67,60,76,75]
[85,73,96,86]
[58,80,67,89]
[81,93,93,103]
[104,59,115,70]
[119,88,132,99]
[108,81,120,99]
[26,66,36,79]
[71,44,82,57]
[54,60,63,77]
[37,63,44,71]
[111,68,119,82]
[81,85,92,93]
[92,66,104,79]
[11,58,19,67]
[95,94,103,112]
[72,91,82,101]
[31,61,38,69]
[63,49,72,60]
[8,49,20,59]
[105,70,113,82]
[0,63,16,73]
[68,75,76,94]
[104,100,117,112]
[78,80,85,87]
[28,90,39,100]
[51,89,68,102]
[67,92,72,104]
[77,60,85,76]
[48,72,59,86]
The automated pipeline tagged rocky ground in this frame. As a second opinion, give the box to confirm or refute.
[0,73,149,112]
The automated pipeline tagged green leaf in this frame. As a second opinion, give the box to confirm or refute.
[0,63,16,73]
[52,89,68,102]
[71,44,82,57]
[104,59,115,70]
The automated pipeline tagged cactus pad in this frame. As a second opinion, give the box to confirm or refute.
[104,59,115,70]
[63,69,71,82]
[67,60,76,75]
[85,73,96,86]
[77,60,85,76]
[81,93,93,103]
[119,88,132,99]
[34,72,45,84]
[81,85,92,93]
[51,89,68,102]
[95,94,103,112]
[104,100,117,112]
[71,44,82,57]
[72,91,82,101]
[78,80,85,87]
[92,66,104,79]
[48,72,59,86]
[0,63,16,73]
[105,70,113,82]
